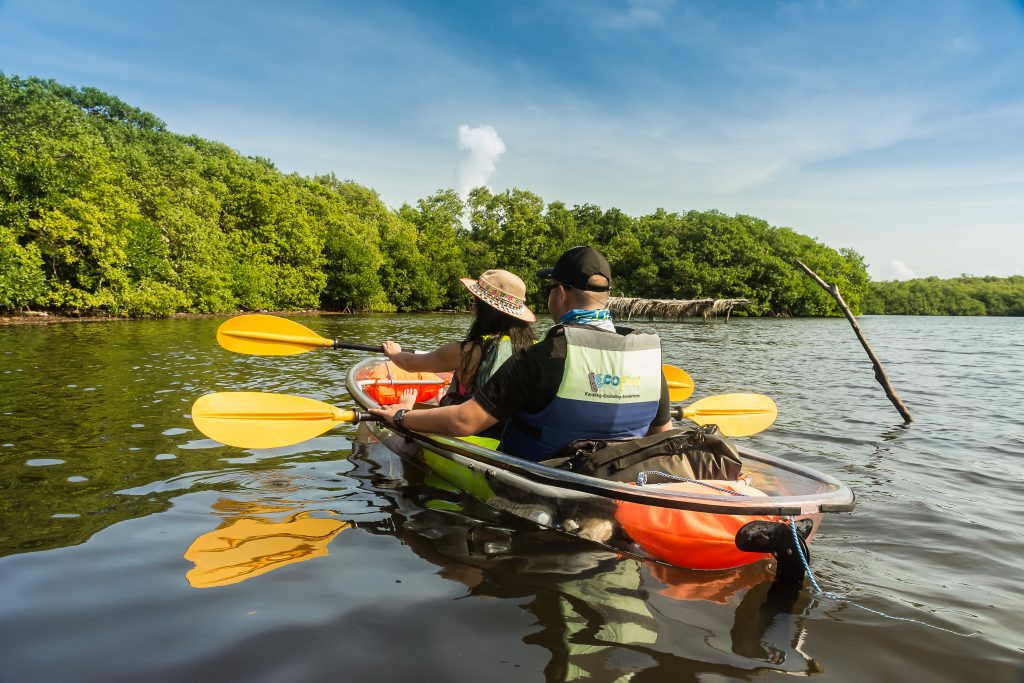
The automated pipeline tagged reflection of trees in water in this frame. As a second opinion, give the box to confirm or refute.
[350,443,822,681]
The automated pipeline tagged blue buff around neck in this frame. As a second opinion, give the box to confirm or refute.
[559,308,613,326]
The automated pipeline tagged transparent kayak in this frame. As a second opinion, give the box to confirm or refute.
[346,357,855,576]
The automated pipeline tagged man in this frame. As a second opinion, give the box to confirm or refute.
[370,246,672,460]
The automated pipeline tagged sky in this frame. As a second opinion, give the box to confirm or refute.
[1,0,1022,281]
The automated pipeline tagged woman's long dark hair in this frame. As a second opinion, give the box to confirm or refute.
[457,298,536,391]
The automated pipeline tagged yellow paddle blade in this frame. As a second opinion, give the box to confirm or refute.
[191,392,360,449]
[217,314,332,356]
[678,393,777,437]
[662,364,695,402]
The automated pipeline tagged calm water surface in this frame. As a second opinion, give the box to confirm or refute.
[0,314,1021,682]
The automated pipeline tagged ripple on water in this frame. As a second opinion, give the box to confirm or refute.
[118,457,362,500]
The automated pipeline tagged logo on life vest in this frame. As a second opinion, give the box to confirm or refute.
[587,371,641,394]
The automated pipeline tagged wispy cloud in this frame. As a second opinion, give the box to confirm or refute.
[878,259,917,281]
[948,35,976,53]
[602,0,675,28]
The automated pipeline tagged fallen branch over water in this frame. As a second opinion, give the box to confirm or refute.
[795,259,913,423]
[609,297,751,321]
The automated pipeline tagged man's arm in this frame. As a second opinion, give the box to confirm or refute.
[370,335,548,437]
[645,366,673,434]
[369,396,498,436]
[646,420,674,434]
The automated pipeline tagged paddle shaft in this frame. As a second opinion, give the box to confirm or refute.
[670,405,775,420]
[333,340,387,353]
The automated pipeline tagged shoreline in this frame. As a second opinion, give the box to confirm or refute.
[0,308,468,326]
[0,309,347,326]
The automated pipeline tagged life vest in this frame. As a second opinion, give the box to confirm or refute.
[501,325,663,461]
[442,335,513,406]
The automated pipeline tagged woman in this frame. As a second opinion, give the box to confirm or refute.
[382,269,536,407]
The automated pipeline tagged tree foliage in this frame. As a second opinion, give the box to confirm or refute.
[11,73,1009,319]
[863,276,1024,316]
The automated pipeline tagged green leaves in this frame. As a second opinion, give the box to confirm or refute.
[864,276,1024,316]
[0,226,46,310]
[0,72,901,320]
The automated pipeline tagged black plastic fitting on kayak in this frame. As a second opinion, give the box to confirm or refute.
[736,519,813,586]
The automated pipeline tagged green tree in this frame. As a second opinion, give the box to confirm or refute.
[467,187,550,287]
[312,175,388,311]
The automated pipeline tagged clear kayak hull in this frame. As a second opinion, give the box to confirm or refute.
[346,357,854,572]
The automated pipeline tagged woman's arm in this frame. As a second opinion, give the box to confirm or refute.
[383,340,462,373]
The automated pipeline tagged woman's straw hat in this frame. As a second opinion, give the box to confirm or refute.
[460,269,536,323]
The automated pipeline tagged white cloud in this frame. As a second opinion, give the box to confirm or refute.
[871,259,917,281]
[456,124,506,198]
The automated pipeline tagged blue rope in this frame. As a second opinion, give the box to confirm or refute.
[785,516,975,638]
[637,470,976,637]
[636,471,744,496]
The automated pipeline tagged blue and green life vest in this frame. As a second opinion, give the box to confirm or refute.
[501,325,663,461]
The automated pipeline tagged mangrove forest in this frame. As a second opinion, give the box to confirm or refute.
[2,74,1021,318]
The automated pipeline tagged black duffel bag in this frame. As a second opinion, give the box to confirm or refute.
[538,425,742,483]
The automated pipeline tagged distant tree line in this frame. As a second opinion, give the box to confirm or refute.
[6,73,1013,318]
[863,276,1024,316]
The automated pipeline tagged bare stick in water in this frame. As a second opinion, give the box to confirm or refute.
[794,259,913,423]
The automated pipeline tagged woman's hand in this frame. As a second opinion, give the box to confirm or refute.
[382,340,402,358]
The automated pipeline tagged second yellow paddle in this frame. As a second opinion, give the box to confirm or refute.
[191,391,774,450]
[671,393,777,437]
[663,364,694,402]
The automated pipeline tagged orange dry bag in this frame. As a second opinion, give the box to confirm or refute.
[363,362,447,405]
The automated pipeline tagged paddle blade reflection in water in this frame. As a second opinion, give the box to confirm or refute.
[184,504,350,588]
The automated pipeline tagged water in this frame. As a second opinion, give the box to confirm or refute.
[0,314,1021,682]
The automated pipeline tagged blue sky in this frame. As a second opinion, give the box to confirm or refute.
[2,0,1022,280]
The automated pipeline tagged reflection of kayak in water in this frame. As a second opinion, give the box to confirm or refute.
[184,506,350,588]
[348,357,855,580]
[373,459,821,678]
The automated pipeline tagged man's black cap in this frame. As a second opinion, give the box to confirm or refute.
[537,246,611,292]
